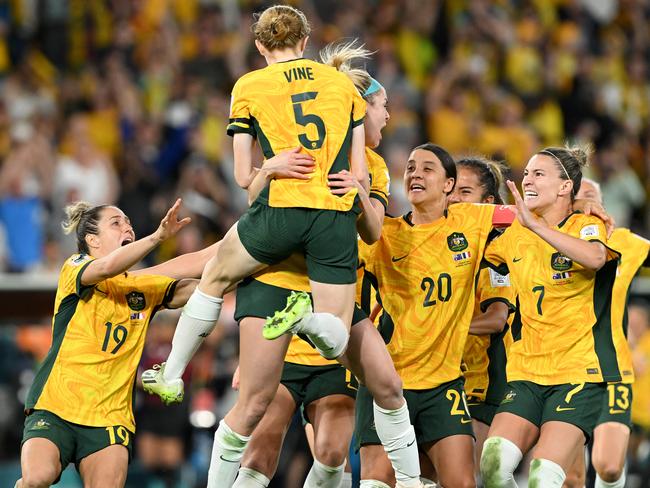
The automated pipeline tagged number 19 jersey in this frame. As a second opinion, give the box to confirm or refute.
[26,255,176,431]
[227,58,366,212]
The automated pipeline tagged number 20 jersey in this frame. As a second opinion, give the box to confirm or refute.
[227,58,366,212]
[358,203,497,389]
[25,254,176,431]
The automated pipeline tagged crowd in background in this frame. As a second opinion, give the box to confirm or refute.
[0,0,650,486]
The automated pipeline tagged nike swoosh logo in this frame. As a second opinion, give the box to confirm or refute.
[461,418,472,424]
[219,455,238,463]
[513,257,522,263]
[555,406,575,412]
[406,439,416,447]
[392,255,408,262]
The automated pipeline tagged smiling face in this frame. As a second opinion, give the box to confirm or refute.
[404,148,455,207]
[364,87,389,148]
[521,154,573,213]
[86,206,135,257]
[448,166,493,204]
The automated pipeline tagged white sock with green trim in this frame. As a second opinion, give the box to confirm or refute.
[480,436,521,487]
[232,467,270,487]
[529,458,565,487]
[163,288,222,381]
[207,420,251,488]
[595,472,626,488]
[372,400,421,487]
[303,458,346,487]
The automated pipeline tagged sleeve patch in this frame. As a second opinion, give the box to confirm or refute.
[69,254,91,266]
[580,224,600,239]
[489,268,511,287]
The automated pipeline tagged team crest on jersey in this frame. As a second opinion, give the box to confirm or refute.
[447,232,468,252]
[550,252,572,271]
[126,291,146,311]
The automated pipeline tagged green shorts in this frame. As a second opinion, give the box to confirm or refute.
[466,396,499,426]
[355,377,474,451]
[597,383,633,427]
[282,362,356,424]
[237,199,359,284]
[22,409,134,482]
[234,278,367,326]
[496,381,606,439]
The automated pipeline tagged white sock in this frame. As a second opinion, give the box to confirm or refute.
[207,419,251,488]
[360,481,392,488]
[294,312,349,359]
[303,458,345,487]
[595,472,626,488]
[340,471,352,488]
[529,458,565,488]
[163,288,222,381]
[420,477,437,486]
[480,436,522,487]
[232,467,270,487]
[372,400,420,487]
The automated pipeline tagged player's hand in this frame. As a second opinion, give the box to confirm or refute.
[328,169,368,197]
[154,198,192,242]
[506,180,541,231]
[574,199,616,237]
[264,147,315,180]
[231,365,240,390]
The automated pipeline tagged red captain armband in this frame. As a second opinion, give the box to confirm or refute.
[492,205,516,227]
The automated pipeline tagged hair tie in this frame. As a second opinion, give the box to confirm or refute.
[364,77,383,98]
[539,150,571,181]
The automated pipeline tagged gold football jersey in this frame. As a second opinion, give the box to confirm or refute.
[484,214,620,385]
[228,58,366,211]
[359,203,497,389]
[26,254,176,431]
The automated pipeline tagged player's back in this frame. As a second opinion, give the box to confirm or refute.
[228,58,366,211]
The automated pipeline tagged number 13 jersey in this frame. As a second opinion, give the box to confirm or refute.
[26,254,176,431]
[227,58,366,211]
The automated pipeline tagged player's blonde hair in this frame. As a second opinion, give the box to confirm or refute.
[319,40,374,98]
[252,5,310,51]
[62,201,109,254]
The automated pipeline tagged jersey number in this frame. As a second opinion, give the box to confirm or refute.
[291,92,326,149]
[102,322,128,354]
[532,285,545,315]
[106,425,130,446]
[421,274,452,307]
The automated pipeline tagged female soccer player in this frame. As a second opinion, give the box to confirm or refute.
[449,157,515,474]
[480,147,620,487]
[229,43,399,488]
[563,178,650,488]
[143,10,421,487]
[355,143,517,488]
[16,199,214,488]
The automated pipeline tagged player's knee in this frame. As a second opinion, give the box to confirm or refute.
[313,435,348,467]
[594,462,624,483]
[439,471,476,488]
[480,436,522,487]
[374,372,403,407]
[563,470,586,488]
[21,467,59,488]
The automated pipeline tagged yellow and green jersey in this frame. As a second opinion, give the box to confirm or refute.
[463,265,515,404]
[607,228,650,384]
[484,214,620,385]
[252,148,390,367]
[26,254,176,432]
[227,58,366,212]
[632,331,650,430]
[359,203,497,389]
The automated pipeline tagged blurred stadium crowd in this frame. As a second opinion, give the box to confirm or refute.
[0,0,649,487]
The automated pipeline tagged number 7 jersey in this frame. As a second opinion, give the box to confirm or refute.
[227,58,366,212]
[25,254,176,432]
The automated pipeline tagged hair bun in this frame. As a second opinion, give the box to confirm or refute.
[271,18,289,41]
[568,144,592,168]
